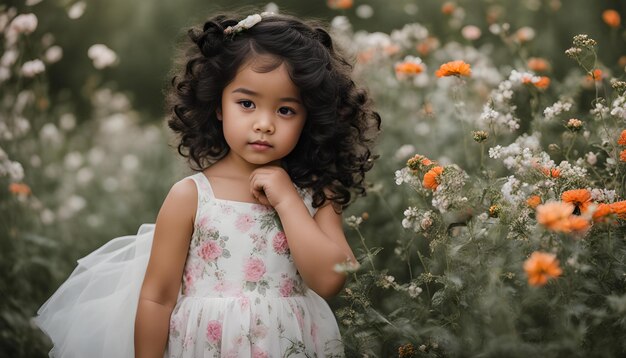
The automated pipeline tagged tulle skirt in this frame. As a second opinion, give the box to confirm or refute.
[33,224,155,358]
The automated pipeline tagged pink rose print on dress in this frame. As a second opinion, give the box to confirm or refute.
[206,320,222,344]
[252,346,269,358]
[235,213,255,232]
[243,257,266,282]
[198,240,223,261]
[279,277,294,297]
[272,231,289,255]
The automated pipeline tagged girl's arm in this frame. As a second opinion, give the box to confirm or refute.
[250,167,357,299]
[134,179,196,358]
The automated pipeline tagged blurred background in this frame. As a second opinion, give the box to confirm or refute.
[2,0,625,356]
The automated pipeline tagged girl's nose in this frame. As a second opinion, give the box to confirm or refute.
[253,115,275,134]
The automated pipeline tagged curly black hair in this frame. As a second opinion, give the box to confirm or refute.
[166,10,381,210]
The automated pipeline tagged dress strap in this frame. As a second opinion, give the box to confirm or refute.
[188,172,214,197]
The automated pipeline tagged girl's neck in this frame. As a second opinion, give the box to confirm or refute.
[214,152,281,178]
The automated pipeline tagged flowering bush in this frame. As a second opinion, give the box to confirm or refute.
[330,4,626,357]
[3,1,626,357]
[0,3,179,356]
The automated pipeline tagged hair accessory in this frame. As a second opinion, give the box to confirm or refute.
[224,12,274,37]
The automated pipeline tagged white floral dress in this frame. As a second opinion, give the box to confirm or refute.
[33,172,344,358]
[165,172,344,357]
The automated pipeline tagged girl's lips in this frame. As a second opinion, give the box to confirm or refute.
[249,141,272,150]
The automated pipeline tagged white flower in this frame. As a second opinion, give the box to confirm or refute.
[345,215,363,229]
[44,45,63,63]
[356,5,374,19]
[7,160,25,180]
[40,123,62,143]
[515,26,535,42]
[9,13,38,34]
[14,117,30,137]
[77,167,94,185]
[544,100,573,120]
[394,144,416,161]
[87,44,118,69]
[21,59,45,77]
[330,16,351,34]
[40,209,55,225]
[59,113,76,131]
[1,49,19,67]
[408,283,423,298]
[26,0,44,5]
[461,25,481,40]
[64,151,83,170]
[122,154,139,171]
[0,67,10,83]
[68,1,86,19]
[585,152,597,165]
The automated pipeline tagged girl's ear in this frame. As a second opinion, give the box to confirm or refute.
[216,107,223,121]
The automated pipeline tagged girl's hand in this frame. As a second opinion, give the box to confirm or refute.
[249,166,301,209]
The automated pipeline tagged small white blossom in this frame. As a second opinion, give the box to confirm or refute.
[21,59,45,77]
[68,1,86,19]
[408,283,423,298]
[590,188,616,203]
[544,100,573,120]
[610,95,626,120]
[356,5,374,19]
[394,144,416,161]
[44,45,63,63]
[9,13,38,35]
[1,49,19,67]
[64,151,83,170]
[461,25,481,40]
[40,209,55,225]
[87,44,118,69]
[585,152,597,165]
[59,113,76,131]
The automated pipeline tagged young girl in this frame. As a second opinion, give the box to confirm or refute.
[34,10,380,357]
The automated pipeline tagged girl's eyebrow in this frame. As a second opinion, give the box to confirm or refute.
[232,87,302,104]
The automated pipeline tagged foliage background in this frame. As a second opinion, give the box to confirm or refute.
[2,0,625,357]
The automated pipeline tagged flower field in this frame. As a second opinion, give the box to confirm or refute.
[2,0,626,357]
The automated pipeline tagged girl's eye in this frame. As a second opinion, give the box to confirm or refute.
[278,107,296,116]
[238,100,255,109]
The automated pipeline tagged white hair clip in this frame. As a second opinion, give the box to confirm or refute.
[224,12,274,37]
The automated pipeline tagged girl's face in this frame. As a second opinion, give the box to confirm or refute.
[218,57,306,169]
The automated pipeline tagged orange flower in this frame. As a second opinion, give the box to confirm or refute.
[540,167,560,178]
[416,37,440,57]
[423,166,444,190]
[395,62,424,76]
[527,57,550,72]
[568,216,590,232]
[586,69,603,82]
[441,2,456,15]
[327,0,353,9]
[561,189,592,213]
[534,76,550,89]
[526,195,542,209]
[592,203,613,222]
[435,60,471,78]
[536,201,575,232]
[619,56,626,68]
[610,200,626,219]
[9,183,31,196]
[618,130,626,145]
[602,9,621,28]
[523,251,563,286]
[620,149,626,162]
